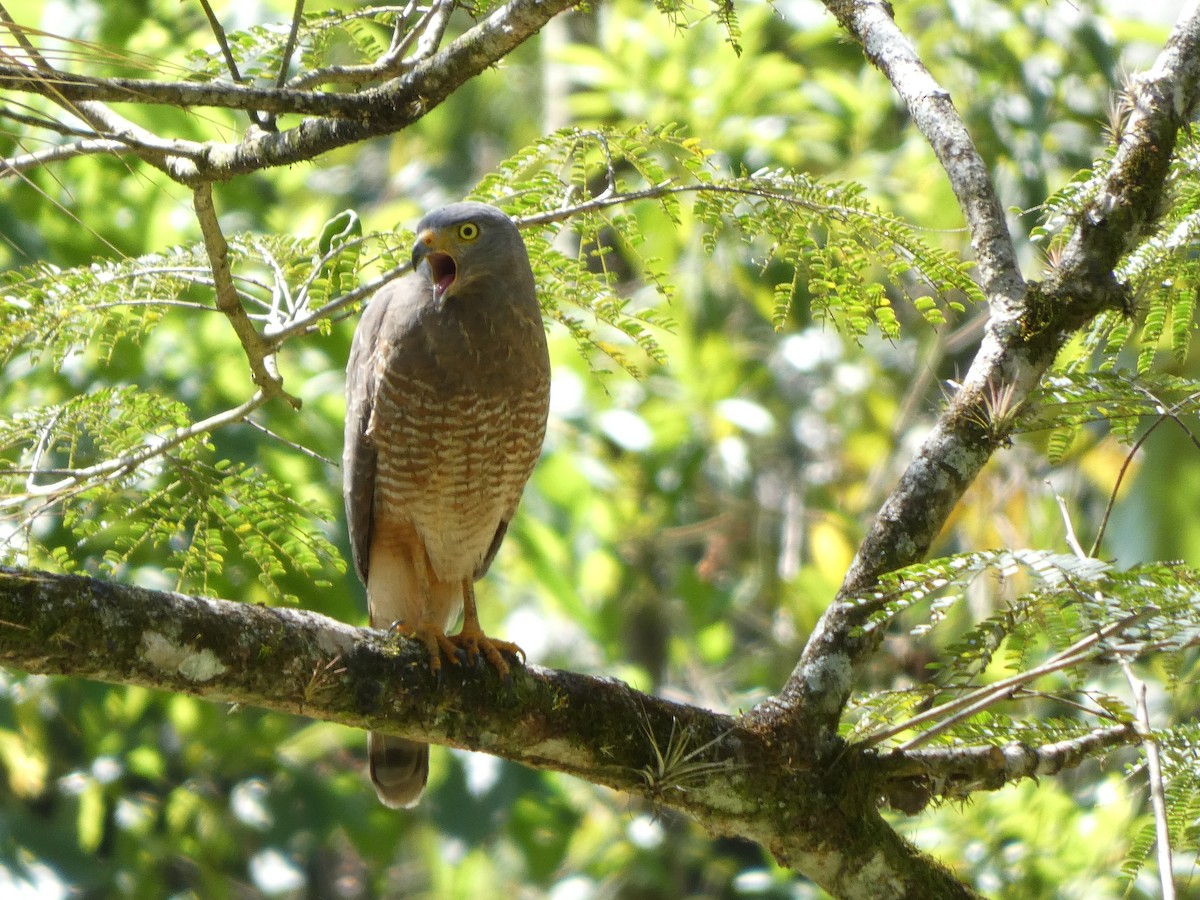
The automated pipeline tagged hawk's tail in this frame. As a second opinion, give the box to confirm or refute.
[364,535,460,809]
[369,732,429,808]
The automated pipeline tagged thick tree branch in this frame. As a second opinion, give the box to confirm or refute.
[756,0,1200,747]
[0,0,583,185]
[0,566,1000,899]
[0,63,358,114]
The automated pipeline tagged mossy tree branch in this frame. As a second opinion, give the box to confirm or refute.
[1,1,1193,896]
[0,566,1052,898]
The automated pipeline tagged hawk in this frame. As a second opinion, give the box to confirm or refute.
[343,202,551,807]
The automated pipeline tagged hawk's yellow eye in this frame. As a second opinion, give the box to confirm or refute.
[457,222,480,241]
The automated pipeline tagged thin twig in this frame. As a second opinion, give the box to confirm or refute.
[251,238,295,324]
[265,256,411,345]
[25,409,63,494]
[242,418,337,466]
[1091,389,1200,557]
[1053,489,1088,559]
[287,230,378,318]
[196,0,246,84]
[414,0,456,61]
[0,5,156,166]
[0,102,102,137]
[0,137,128,177]
[860,611,1152,750]
[1119,657,1175,900]
[286,3,421,88]
[2,391,271,506]
[275,0,306,89]
[0,3,53,72]
[1074,488,1174,898]
[196,0,278,131]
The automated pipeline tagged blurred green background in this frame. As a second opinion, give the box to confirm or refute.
[0,0,1192,896]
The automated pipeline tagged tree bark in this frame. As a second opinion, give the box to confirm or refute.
[0,565,1003,897]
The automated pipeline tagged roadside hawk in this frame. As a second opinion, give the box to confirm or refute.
[343,202,551,808]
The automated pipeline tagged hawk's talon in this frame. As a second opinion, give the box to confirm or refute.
[386,619,523,681]
[446,628,524,681]
[386,621,460,676]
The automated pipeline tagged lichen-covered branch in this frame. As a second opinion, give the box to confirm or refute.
[758,0,1200,747]
[0,566,996,898]
[869,725,1139,814]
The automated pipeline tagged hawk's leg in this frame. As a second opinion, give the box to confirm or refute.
[385,541,459,676]
[447,579,525,679]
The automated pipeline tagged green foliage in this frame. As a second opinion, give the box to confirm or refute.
[849,550,1200,733]
[651,0,744,54]
[1019,369,1200,462]
[182,6,414,82]
[0,250,204,367]
[1120,727,1200,888]
[853,548,1111,643]
[1036,132,1200,379]
[477,125,977,374]
[847,547,1200,883]
[0,386,341,601]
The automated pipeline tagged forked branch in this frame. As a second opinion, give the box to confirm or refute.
[759,0,1200,749]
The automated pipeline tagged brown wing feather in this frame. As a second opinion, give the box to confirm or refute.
[342,281,399,585]
[475,520,509,581]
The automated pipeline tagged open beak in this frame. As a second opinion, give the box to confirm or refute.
[412,230,457,299]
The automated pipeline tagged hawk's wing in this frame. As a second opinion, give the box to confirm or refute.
[342,283,394,586]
